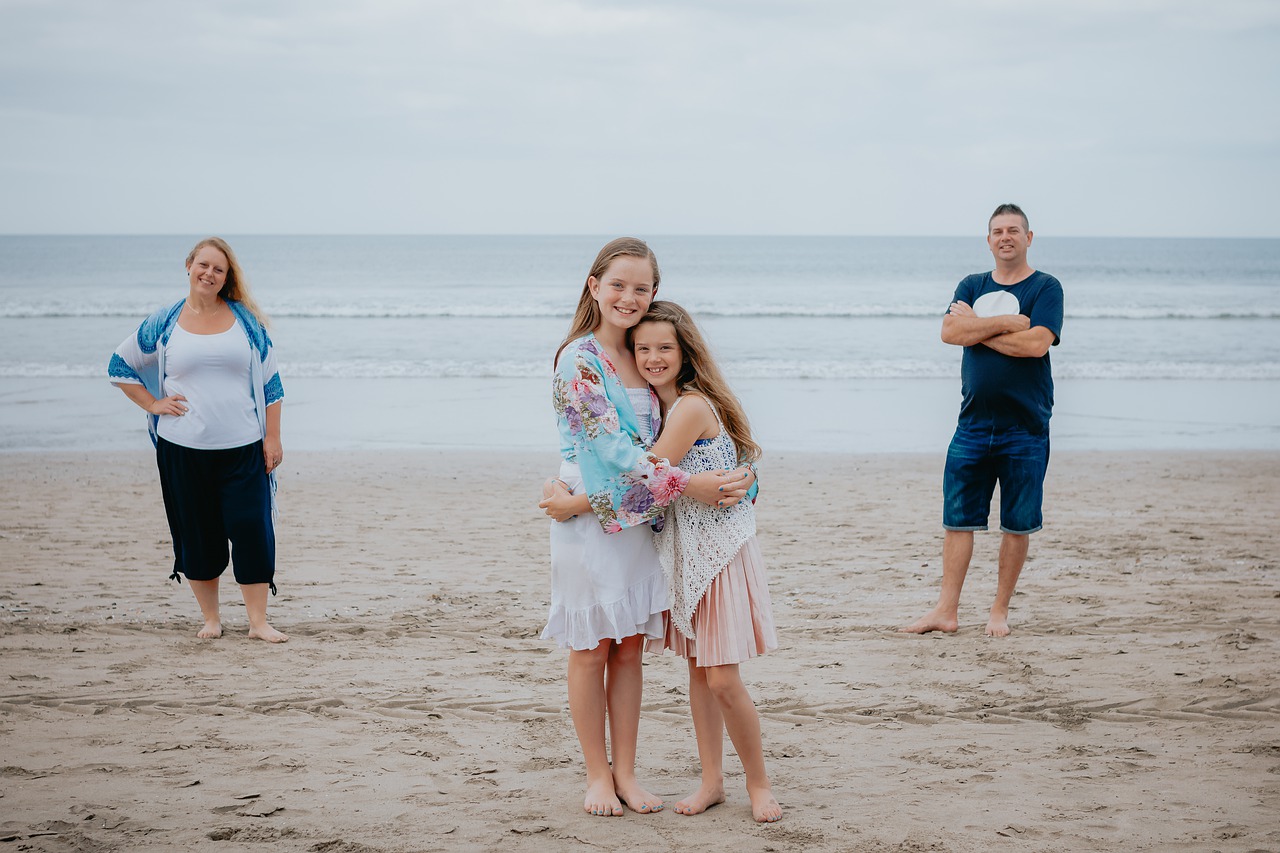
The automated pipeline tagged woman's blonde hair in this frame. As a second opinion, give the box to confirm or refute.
[186,237,270,328]
[554,237,660,367]
[632,300,761,464]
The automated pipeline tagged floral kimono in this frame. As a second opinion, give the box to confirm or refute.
[553,334,689,532]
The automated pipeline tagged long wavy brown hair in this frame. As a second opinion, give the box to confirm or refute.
[554,237,660,367]
[631,300,761,464]
[186,237,270,328]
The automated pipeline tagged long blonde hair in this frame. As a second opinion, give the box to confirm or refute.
[554,237,660,367]
[632,300,761,464]
[186,237,270,329]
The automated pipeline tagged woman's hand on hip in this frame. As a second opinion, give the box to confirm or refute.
[148,394,188,416]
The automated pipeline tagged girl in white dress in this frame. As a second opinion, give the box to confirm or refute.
[544,300,781,823]
[541,241,756,819]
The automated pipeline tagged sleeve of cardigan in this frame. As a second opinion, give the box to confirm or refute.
[553,345,688,532]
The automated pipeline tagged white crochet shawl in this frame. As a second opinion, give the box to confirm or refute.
[656,396,756,638]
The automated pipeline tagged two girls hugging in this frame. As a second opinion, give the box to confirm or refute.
[538,238,782,824]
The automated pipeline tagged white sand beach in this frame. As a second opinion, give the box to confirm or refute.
[1,450,1277,852]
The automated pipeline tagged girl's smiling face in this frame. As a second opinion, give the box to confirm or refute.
[589,255,656,332]
[632,320,682,389]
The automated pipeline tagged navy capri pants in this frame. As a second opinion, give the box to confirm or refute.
[156,436,276,592]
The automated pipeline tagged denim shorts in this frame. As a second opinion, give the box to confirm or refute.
[942,423,1049,535]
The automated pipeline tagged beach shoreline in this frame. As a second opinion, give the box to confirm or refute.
[1,449,1277,852]
[4,376,1279,453]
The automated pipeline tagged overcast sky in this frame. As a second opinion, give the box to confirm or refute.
[1,0,1277,236]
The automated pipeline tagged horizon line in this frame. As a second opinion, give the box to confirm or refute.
[2,232,1278,240]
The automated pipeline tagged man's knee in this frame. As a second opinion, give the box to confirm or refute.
[1000,532,1031,553]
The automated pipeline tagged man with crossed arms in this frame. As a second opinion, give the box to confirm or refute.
[902,203,1064,637]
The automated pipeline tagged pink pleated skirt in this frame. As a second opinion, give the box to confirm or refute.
[649,535,778,667]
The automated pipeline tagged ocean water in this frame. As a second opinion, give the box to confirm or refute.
[2,235,1278,453]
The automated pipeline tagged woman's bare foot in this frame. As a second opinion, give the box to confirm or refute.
[583,776,623,817]
[613,774,663,814]
[196,621,222,639]
[673,780,725,815]
[898,607,959,634]
[248,624,288,643]
[748,784,782,823]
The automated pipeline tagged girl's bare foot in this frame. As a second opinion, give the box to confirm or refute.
[248,624,288,643]
[673,780,725,815]
[584,777,623,817]
[196,621,222,639]
[748,784,782,823]
[613,774,663,813]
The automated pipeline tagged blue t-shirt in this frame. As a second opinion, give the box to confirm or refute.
[951,270,1064,434]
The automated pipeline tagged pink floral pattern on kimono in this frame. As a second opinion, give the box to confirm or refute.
[554,334,689,531]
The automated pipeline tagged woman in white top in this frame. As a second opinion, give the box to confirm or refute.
[109,237,287,643]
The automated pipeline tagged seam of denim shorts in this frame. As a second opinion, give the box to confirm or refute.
[999,524,1043,535]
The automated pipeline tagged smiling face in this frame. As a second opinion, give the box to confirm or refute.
[632,319,682,390]
[588,254,656,333]
[987,213,1033,266]
[186,244,230,298]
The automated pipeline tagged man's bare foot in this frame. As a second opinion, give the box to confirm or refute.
[196,621,222,639]
[583,777,623,817]
[614,774,663,814]
[248,624,289,643]
[673,780,725,816]
[748,784,782,823]
[898,607,959,634]
[985,611,1011,637]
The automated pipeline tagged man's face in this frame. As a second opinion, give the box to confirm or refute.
[987,214,1032,265]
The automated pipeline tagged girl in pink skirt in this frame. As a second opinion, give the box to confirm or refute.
[545,299,781,823]
[541,244,758,820]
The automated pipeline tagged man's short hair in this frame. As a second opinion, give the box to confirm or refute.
[989,203,1029,232]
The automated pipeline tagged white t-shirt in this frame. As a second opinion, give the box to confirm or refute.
[156,323,262,450]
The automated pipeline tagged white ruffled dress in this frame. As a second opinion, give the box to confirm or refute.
[541,387,667,651]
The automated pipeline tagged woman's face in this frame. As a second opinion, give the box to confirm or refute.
[187,245,229,296]
[588,255,656,333]
[632,320,682,390]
